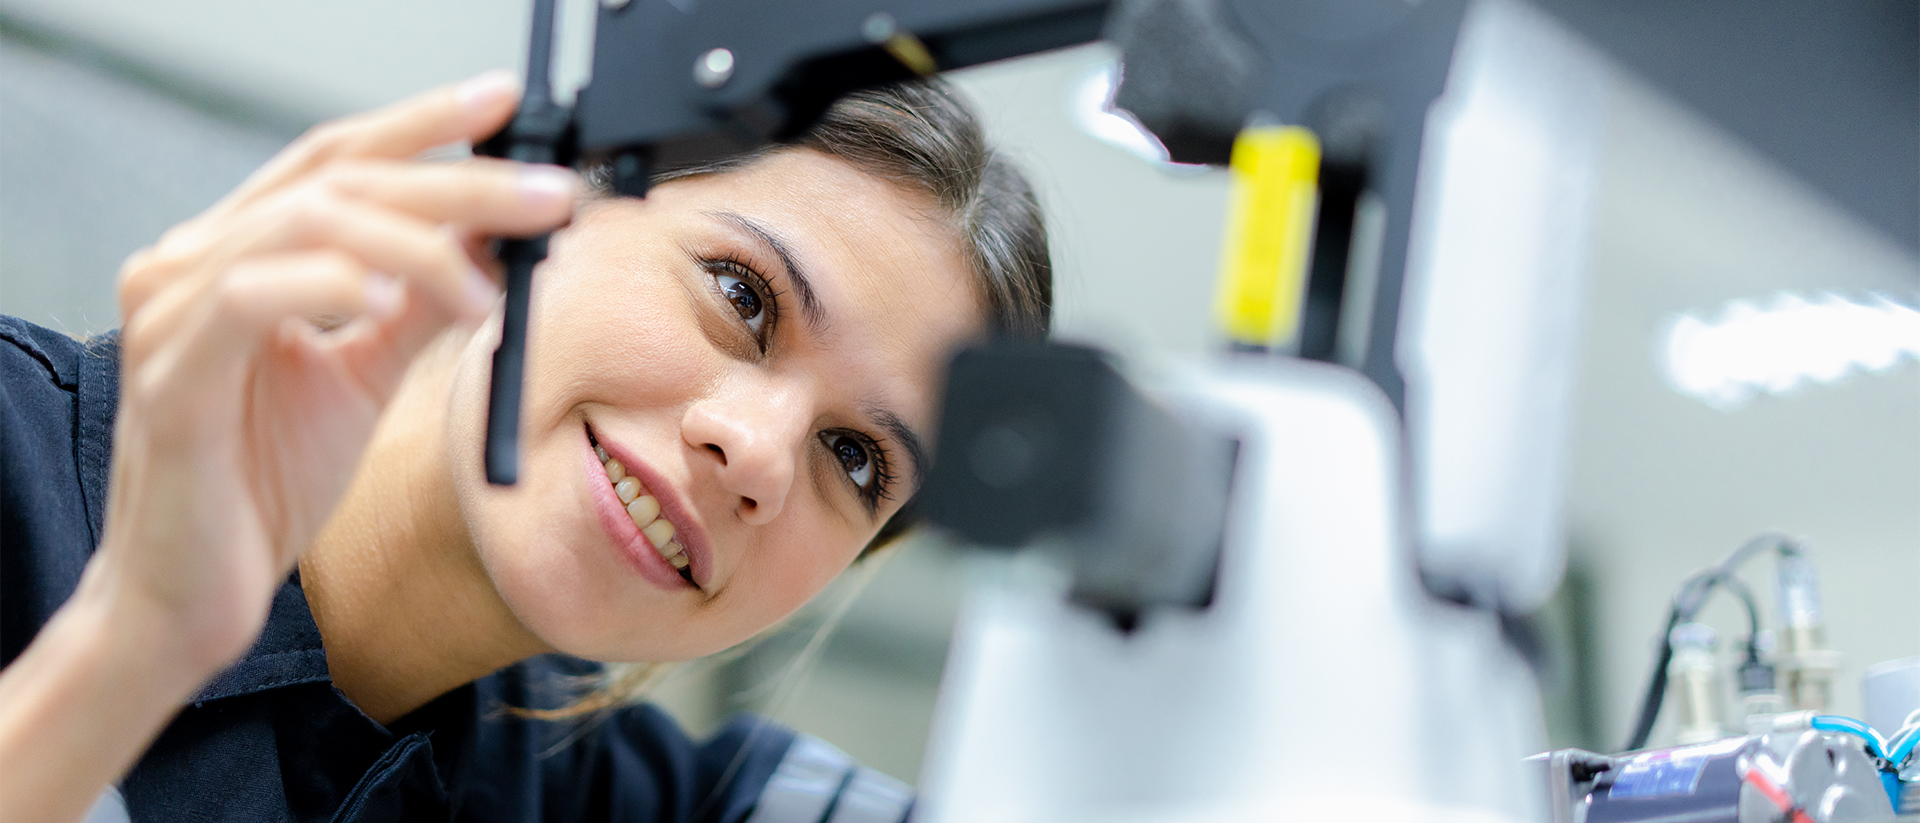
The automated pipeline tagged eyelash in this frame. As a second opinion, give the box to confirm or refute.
[699,254,896,509]
[701,254,783,350]
[822,429,897,509]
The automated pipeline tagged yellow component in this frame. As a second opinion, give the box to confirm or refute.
[883,33,938,76]
[1213,126,1321,349]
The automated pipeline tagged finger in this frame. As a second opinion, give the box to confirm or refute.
[120,193,497,371]
[215,70,522,217]
[455,225,506,282]
[214,187,502,322]
[319,158,579,237]
[327,278,477,401]
[121,72,522,316]
[129,252,381,440]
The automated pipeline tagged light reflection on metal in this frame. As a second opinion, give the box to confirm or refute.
[1069,62,1205,174]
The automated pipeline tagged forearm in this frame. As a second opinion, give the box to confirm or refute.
[0,562,220,823]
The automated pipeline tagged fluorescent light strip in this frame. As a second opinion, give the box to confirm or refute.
[1662,292,1920,410]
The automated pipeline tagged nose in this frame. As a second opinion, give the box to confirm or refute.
[681,385,808,526]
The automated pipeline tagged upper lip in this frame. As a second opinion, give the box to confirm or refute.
[589,424,713,591]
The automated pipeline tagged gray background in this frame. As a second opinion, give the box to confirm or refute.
[2,0,1915,784]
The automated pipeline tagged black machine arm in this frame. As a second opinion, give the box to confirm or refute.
[579,0,1114,195]
[476,0,575,485]
[478,0,1474,487]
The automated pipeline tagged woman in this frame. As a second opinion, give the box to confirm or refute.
[0,69,1049,823]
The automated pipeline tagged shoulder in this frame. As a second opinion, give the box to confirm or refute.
[0,314,84,390]
[458,657,911,823]
[0,315,121,667]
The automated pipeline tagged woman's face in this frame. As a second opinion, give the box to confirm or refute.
[447,149,984,661]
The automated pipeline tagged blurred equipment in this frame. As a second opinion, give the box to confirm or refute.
[1668,623,1730,746]
[1777,553,1843,715]
[1863,658,1920,741]
[1622,535,1822,753]
[921,1,1601,816]
[1533,725,1904,823]
[919,341,1235,623]
[1536,540,1918,822]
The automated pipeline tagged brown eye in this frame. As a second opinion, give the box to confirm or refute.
[827,433,874,489]
[714,272,766,335]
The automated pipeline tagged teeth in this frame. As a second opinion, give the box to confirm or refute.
[597,439,692,581]
[642,518,676,551]
[614,477,641,505]
[625,494,659,524]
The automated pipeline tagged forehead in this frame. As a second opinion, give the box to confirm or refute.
[659,149,987,437]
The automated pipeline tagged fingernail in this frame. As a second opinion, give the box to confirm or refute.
[464,266,500,317]
[519,165,580,208]
[457,69,520,113]
[364,273,404,319]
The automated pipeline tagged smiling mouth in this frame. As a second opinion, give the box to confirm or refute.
[587,429,695,586]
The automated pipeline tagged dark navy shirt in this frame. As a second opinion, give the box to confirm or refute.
[0,315,912,823]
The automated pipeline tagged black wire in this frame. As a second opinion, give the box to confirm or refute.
[1623,607,1679,753]
[1676,570,1763,658]
[1620,534,1801,751]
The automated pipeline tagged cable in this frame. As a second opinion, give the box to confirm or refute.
[1812,715,1887,759]
[1622,606,1679,752]
[1621,533,1802,751]
[1886,721,1919,767]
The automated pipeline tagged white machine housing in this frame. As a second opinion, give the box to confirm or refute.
[914,0,1614,818]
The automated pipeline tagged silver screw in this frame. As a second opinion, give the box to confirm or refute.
[601,0,630,8]
[861,12,897,43]
[694,47,735,88]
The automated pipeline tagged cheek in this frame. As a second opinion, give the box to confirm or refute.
[734,515,871,623]
[525,249,714,425]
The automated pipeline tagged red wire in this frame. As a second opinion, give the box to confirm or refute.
[1741,761,1817,823]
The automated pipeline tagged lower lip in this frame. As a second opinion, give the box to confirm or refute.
[583,430,691,591]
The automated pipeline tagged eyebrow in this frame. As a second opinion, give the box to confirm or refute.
[707,211,926,497]
[709,210,825,329]
[869,406,930,490]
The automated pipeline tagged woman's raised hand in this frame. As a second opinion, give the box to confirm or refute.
[104,69,577,670]
[0,70,579,823]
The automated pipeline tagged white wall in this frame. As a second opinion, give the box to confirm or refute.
[1569,72,1920,745]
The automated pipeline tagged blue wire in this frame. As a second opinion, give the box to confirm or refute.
[1888,725,1918,766]
[1813,715,1887,759]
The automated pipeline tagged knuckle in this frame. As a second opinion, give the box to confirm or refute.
[276,187,341,241]
[130,360,171,411]
[119,248,159,297]
[294,120,350,157]
[120,310,161,364]
[309,160,361,195]
[208,270,258,323]
[312,248,362,279]
[428,230,467,270]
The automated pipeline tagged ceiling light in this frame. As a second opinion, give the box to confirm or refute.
[1661,292,1920,410]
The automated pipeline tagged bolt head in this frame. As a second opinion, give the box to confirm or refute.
[601,0,630,8]
[694,47,735,88]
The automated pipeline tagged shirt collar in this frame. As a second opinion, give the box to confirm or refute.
[190,573,332,704]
